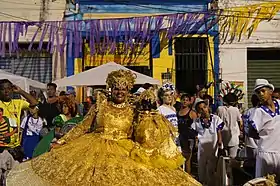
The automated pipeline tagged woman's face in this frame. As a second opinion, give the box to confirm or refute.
[162,91,173,105]
[181,97,191,108]
[62,104,70,115]
[111,87,128,104]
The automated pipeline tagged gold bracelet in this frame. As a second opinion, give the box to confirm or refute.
[57,139,66,145]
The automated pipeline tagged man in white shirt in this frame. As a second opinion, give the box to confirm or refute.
[217,93,242,158]
[243,94,259,159]
[249,79,280,181]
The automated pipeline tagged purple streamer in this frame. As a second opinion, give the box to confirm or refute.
[25,24,28,36]
[13,23,18,52]
[20,23,24,36]
[79,21,82,54]
[50,23,57,54]
[1,23,7,57]
[106,20,111,53]
[68,31,73,57]
[189,14,210,33]
[101,20,107,54]
[124,19,129,54]
[47,22,54,51]
[0,12,220,56]
[89,20,95,55]
[8,23,12,55]
[61,22,67,54]
[0,23,3,53]
[95,20,100,53]
[85,21,89,41]
[74,21,79,57]
[56,22,61,56]
[38,24,48,50]
[14,23,21,52]
[109,20,117,53]
[182,14,196,33]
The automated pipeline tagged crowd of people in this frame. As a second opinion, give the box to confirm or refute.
[0,72,279,185]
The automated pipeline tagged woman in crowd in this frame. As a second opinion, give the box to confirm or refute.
[7,70,201,186]
[32,97,83,158]
[52,97,83,139]
[177,93,197,173]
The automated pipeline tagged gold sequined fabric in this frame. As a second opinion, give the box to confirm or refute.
[7,101,201,186]
[132,112,184,169]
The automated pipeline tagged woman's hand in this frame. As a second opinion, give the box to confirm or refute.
[50,143,61,149]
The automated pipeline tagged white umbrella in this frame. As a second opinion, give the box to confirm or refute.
[0,69,46,92]
[54,62,160,87]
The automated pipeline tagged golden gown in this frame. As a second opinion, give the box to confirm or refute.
[7,100,201,186]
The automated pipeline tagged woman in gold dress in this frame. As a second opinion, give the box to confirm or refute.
[7,70,201,186]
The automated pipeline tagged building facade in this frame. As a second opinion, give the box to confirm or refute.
[67,0,219,95]
[218,0,280,107]
[0,0,65,83]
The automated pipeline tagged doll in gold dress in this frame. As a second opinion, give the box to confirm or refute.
[7,70,201,186]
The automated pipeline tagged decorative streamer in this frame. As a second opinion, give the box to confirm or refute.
[0,23,3,53]
[2,23,7,57]
[47,22,53,51]
[60,22,67,55]
[50,23,57,54]
[13,23,20,52]
[8,23,12,55]
[0,5,277,58]
[68,31,73,57]
[38,24,48,51]
[89,20,95,55]
[219,2,280,43]
[56,22,61,56]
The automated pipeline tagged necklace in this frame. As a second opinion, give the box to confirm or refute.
[111,102,127,108]
[30,117,39,125]
[1,100,17,118]
[163,104,175,111]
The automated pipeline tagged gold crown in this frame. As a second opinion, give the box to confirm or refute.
[106,69,136,90]
[138,89,157,103]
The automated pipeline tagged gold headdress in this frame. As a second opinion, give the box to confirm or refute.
[106,69,136,90]
[138,89,157,103]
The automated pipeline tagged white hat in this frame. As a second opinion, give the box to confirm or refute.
[134,87,146,95]
[254,79,274,92]
[193,98,206,111]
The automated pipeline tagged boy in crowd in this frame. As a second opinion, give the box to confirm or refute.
[248,79,280,181]
[192,98,224,185]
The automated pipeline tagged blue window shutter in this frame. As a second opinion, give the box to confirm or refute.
[168,39,172,55]
[151,34,160,58]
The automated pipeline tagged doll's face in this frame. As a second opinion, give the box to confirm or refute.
[162,91,173,105]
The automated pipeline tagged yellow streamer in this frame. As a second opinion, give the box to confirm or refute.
[220,2,280,43]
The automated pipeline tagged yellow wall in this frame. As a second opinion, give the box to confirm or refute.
[153,34,215,96]
[83,43,150,67]
[75,13,215,98]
